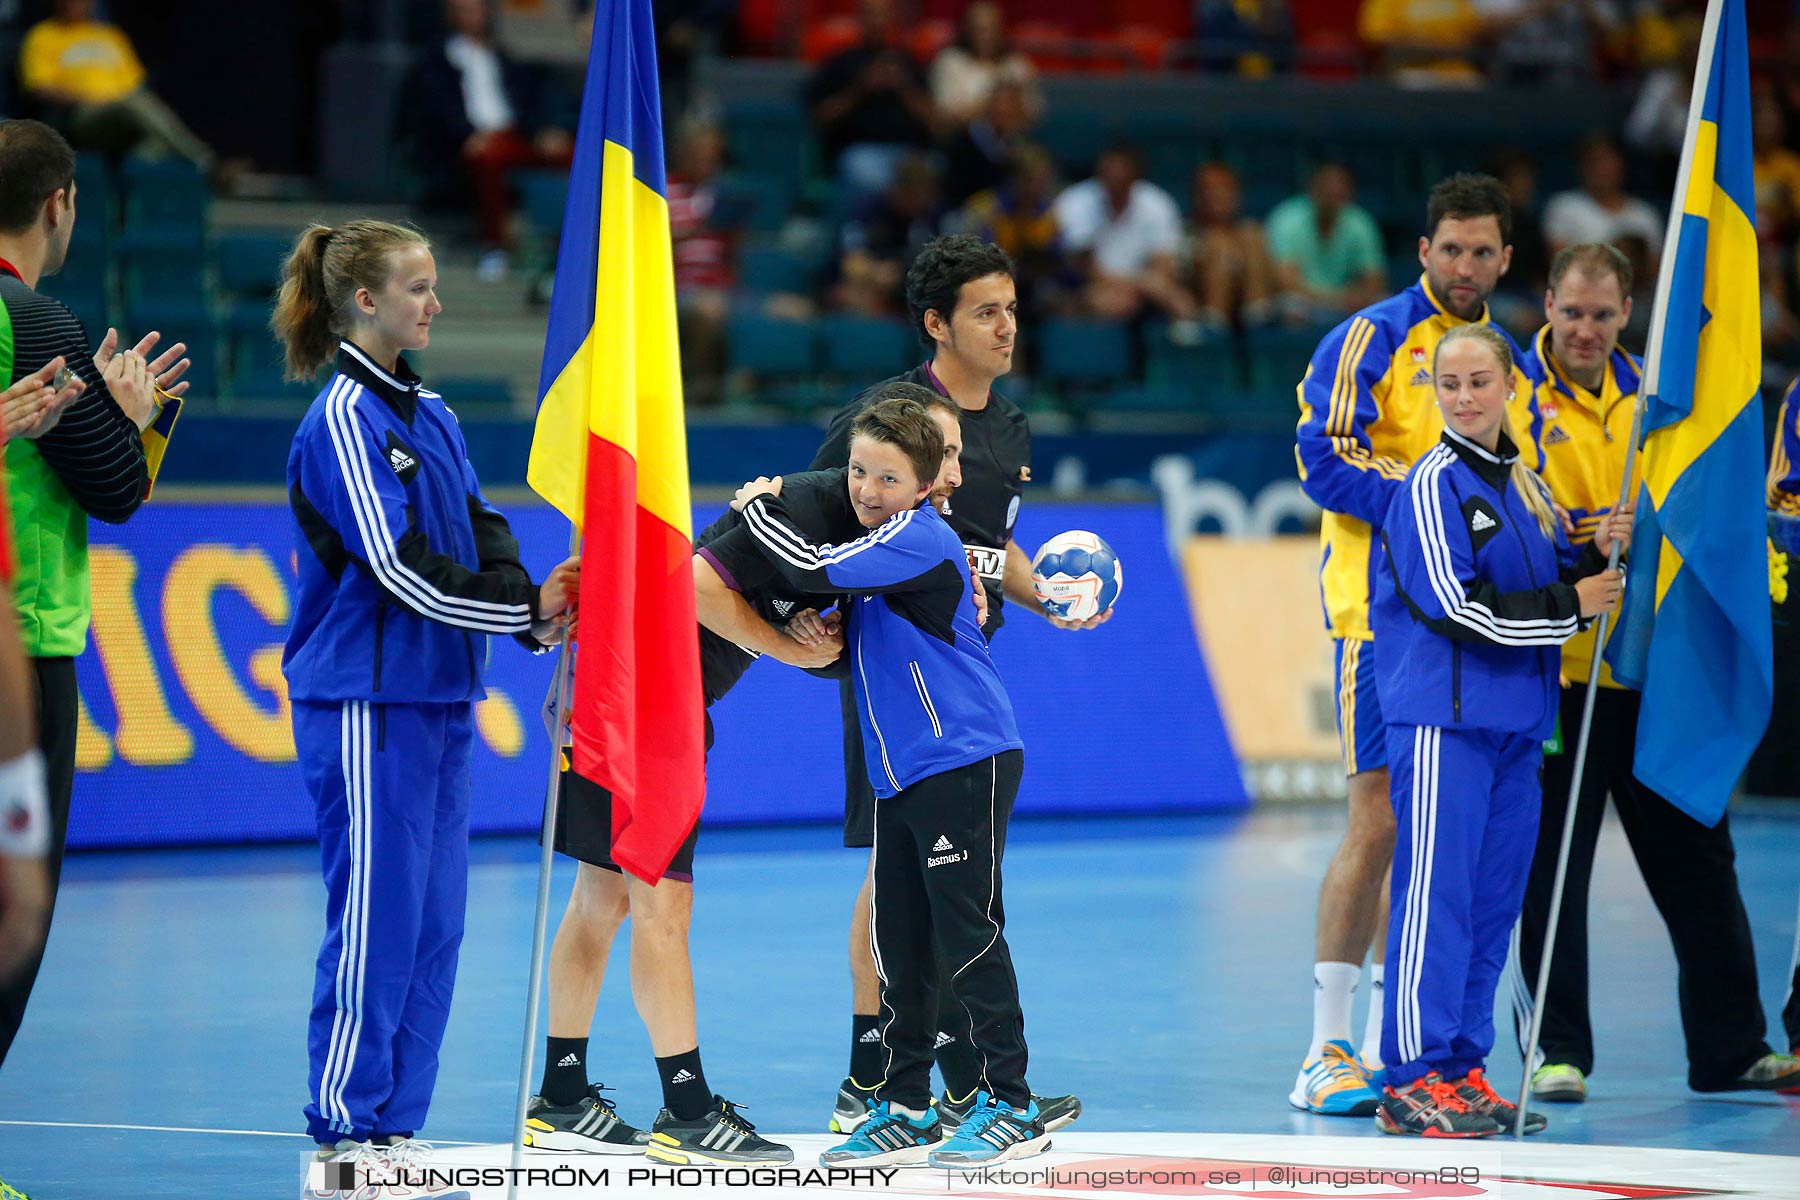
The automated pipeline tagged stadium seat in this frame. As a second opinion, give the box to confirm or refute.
[214,231,291,301]
[1144,328,1242,409]
[1036,317,1132,387]
[908,20,954,63]
[737,242,821,296]
[800,16,861,62]
[513,169,570,242]
[816,313,912,379]
[1245,323,1335,397]
[116,158,209,254]
[1389,250,1423,291]
[726,310,816,377]
[126,300,217,360]
[118,246,206,312]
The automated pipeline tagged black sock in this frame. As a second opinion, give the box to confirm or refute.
[656,1047,712,1121]
[849,1015,882,1087]
[541,1036,590,1106]
[934,1026,984,1103]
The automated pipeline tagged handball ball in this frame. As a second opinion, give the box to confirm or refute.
[1030,531,1122,622]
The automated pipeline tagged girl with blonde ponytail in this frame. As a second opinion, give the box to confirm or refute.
[1356,320,1633,1138]
[275,218,580,1177]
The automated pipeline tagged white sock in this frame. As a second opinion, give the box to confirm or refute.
[1310,961,1360,1060]
[1362,963,1386,1069]
[889,1102,927,1121]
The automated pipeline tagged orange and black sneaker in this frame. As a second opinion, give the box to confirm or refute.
[1375,1072,1501,1138]
[1450,1067,1547,1135]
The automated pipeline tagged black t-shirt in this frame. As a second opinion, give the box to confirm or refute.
[693,467,864,697]
[810,362,1032,633]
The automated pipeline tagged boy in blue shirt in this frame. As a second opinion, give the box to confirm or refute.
[730,393,1046,1168]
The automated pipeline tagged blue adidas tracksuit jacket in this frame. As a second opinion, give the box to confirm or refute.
[734,494,1021,796]
[1371,427,1605,1090]
[284,342,545,1143]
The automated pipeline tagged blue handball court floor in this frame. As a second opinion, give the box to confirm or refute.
[0,804,1795,1198]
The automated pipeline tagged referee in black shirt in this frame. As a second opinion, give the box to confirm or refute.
[812,235,1104,1135]
[0,119,190,1067]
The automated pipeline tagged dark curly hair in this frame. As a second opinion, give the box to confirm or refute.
[904,234,1015,348]
[1426,172,1512,244]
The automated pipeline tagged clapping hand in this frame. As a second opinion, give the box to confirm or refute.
[0,356,83,440]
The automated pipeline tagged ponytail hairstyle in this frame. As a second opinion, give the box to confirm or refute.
[270,220,430,381]
[1434,323,1556,539]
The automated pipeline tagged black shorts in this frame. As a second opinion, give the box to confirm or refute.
[549,710,712,882]
[838,677,877,849]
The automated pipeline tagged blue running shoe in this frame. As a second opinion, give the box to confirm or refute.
[926,1092,1048,1168]
[820,1101,942,1167]
[1289,1039,1380,1116]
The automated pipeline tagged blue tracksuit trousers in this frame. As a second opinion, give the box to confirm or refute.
[297,699,473,1143]
[1382,723,1542,1089]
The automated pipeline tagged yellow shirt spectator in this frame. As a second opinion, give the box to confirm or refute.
[19,19,146,107]
[1359,0,1485,84]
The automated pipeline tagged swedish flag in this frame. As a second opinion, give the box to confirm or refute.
[1606,0,1771,826]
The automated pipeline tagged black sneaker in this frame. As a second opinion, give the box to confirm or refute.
[939,1088,1082,1133]
[645,1096,795,1165]
[1375,1072,1502,1138]
[828,1076,881,1133]
[524,1085,651,1153]
[1450,1068,1547,1136]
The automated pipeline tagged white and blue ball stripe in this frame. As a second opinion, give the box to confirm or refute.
[1410,445,1578,646]
[321,375,531,634]
[319,700,373,1135]
[740,500,917,572]
[1395,724,1441,1067]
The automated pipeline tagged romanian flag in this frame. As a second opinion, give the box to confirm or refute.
[527,0,703,882]
[1606,0,1771,826]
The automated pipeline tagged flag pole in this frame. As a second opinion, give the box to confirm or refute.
[508,525,581,1197]
[1512,0,1726,1137]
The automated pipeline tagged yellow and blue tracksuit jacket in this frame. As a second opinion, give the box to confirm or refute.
[1768,377,1800,556]
[1295,275,1542,641]
[1521,324,1640,688]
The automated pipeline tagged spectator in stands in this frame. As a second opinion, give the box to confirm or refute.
[1488,149,1550,337]
[834,153,946,316]
[1186,162,1275,331]
[655,0,736,122]
[805,0,936,197]
[669,119,739,406]
[1053,142,1196,323]
[400,0,575,283]
[929,1,1039,129]
[1357,0,1485,87]
[957,142,1070,321]
[941,78,1037,207]
[1266,162,1386,322]
[1471,0,1624,86]
[18,0,222,180]
[1542,135,1663,272]
[1755,92,1800,246]
[1625,13,1697,195]
[1777,33,1800,157]
[1193,0,1295,75]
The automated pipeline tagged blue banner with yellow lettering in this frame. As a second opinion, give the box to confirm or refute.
[70,500,1246,849]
